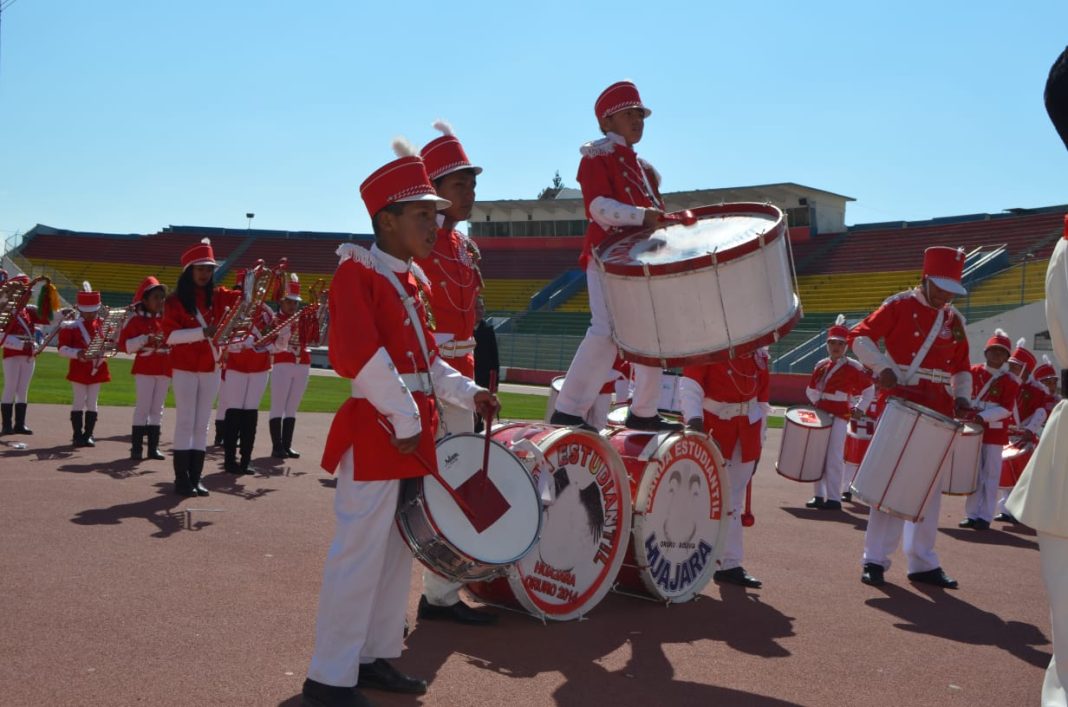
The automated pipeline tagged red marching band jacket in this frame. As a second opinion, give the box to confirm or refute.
[848,289,971,417]
[2,307,47,359]
[414,228,481,378]
[118,311,172,377]
[576,134,663,269]
[681,350,771,464]
[805,357,875,419]
[271,309,319,366]
[969,364,1019,445]
[223,303,274,374]
[321,248,444,481]
[161,288,238,373]
[58,318,111,384]
[1016,379,1051,433]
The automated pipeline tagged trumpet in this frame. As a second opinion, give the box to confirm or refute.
[0,276,51,348]
[212,258,287,354]
[86,305,134,374]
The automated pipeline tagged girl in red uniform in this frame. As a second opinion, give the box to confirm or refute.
[162,240,238,497]
[57,282,110,447]
[119,276,172,461]
[268,275,316,459]
[1,275,54,436]
[218,288,273,475]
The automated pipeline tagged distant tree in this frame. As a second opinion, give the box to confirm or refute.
[537,171,566,200]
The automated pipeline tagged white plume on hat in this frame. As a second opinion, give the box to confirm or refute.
[290,273,298,283]
[1016,337,1027,349]
[201,237,211,245]
[432,119,454,137]
[82,281,92,292]
[392,136,418,158]
[994,328,1007,338]
[835,314,846,326]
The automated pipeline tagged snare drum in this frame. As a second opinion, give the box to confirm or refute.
[595,203,801,367]
[1000,441,1035,489]
[940,421,983,495]
[397,433,543,582]
[775,406,834,482]
[844,415,876,487]
[850,397,960,522]
[607,428,728,603]
[467,423,632,621]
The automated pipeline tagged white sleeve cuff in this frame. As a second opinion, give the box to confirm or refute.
[167,327,205,345]
[430,357,482,411]
[851,336,893,374]
[679,375,704,422]
[978,405,1011,423]
[353,347,422,440]
[124,334,149,354]
[590,196,647,229]
[1023,409,1048,434]
[856,384,875,412]
[951,371,972,399]
[804,387,820,405]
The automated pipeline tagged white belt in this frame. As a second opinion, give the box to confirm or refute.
[438,337,476,358]
[819,391,850,402]
[900,367,952,386]
[350,372,431,399]
[703,397,758,419]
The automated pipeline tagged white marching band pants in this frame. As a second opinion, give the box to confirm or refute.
[423,394,474,607]
[70,382,101,412]
[1039,532,1068,707]
[172,369,220,451]
[218,369,269,413]
[308,449,412,688]
[132,374,170,426]
[862,491,943,574]
[813,416,848,501]
[555,264,662,419]
[964,444,1003,523]
[718,442,756,572]
[269,362,310,419]
[2,357,34,403]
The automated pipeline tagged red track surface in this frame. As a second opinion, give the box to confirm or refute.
[0,405,1051,706]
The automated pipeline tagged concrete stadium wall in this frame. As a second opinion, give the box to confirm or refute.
[966,300,1058,365]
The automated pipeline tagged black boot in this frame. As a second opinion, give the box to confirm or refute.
[223,409,241,474]
[70,410,85,446]
[130,425,146,460]
[146,425,166,460]
[1,403,14,435]
[13,403,32,434]
[172,450,195,497]
[239,409,258,474]
[269,417,285,458]
[282,417,300,458]
[213,420,224,447]
[82,411,98,447]
[189,450,209,496]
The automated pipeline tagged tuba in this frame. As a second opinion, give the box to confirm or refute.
[86,305,134,374]
[212,258,287,354]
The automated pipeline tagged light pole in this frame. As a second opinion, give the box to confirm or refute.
[246,212,255,231]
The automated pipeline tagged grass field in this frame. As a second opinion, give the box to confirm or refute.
[1,352,785,426]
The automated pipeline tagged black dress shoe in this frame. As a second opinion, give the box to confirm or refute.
[994,512,1017,524]
[417,595,498,625]
[713,566,762,588]
[548,410,597,431]
[973,519,990,530]
[958,518,978,528]
[805,496,825,509]
[300,678,372,707]
[357,659,427,695]
[840,491,852,502]
[861,563,885,586]
[821,500,843,511]
[907,567,958,589]
[624,411,683,432]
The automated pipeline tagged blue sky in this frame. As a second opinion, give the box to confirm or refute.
[0,1,1065,240]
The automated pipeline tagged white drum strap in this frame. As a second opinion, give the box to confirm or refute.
[898,308,945,385]
[76,319,92,346]
[973,370,1003,405]
[817,358,847,394]
[194,309,221,362]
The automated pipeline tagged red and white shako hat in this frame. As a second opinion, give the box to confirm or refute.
[595,80,651,120]
[827,314,849,342]
[181,238,217,270]
[133,276,164,305]
[284,273,302,301]
[359,137,451,219]
[922,246,967,296]
[985,328,1012,353]
[1009,337,1037,377]
[421,120,482,182]
[1033,355,1058,381]
[77,281,101,312]
[8,274,30,286]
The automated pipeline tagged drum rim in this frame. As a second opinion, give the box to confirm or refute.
[594,202,786,276]
[784,404,835,428]
[615,302,801,368]
[885,396,962,429]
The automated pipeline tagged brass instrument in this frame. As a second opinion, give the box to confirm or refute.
[212,258,287,355]
[0,276,51,348]
[308,278,329,345]
[87,305,133,373]
[253,308,302,351]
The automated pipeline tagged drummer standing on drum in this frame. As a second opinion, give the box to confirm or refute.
[849,246,972,589]
[680,349,772,588]
[958,329,1018,531]
[548,80,680,432]
[303,139,499,707]
[412,121,498,627]
[803,315,875,511]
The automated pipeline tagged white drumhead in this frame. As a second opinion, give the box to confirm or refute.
[615,214,778,267]
[785,406,834,429]
[425,434,542,565]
